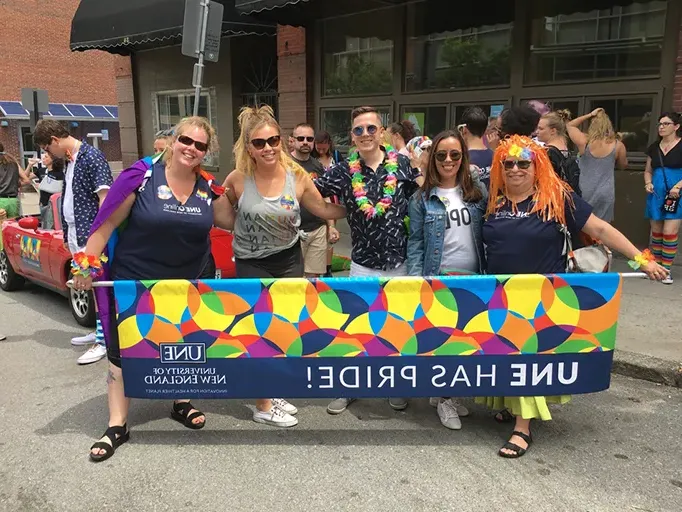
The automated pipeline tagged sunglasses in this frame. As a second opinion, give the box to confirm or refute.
[352,125,379,137]
[295,136,315,143]
[658,122,675,127]
[435,150,463,162]
[503,160,533,170]
[251,135,281,150]
[177,135,208,153]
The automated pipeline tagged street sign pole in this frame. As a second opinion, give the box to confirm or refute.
[192,0,210,117]
[183,0,223,117]
[21,88,49,157]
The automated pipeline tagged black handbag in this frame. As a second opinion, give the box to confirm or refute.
[659,148,679,214]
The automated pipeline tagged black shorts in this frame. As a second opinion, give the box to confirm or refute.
[107,254,219,368]
[235,241,304,279]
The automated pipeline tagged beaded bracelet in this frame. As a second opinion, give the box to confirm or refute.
[71,252,108,279]
[628,249,654,270]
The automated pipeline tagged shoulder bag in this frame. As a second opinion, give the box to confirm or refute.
[39,173,63,195]
[659,147,679,214]
[560,224,612,273]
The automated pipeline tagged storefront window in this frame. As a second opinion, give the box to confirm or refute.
[588,97,655,153]
[400,106,447,137]
[321,107,391,148]
[526,1,667,83]
[405,19,513,92]
[322,13,396,96]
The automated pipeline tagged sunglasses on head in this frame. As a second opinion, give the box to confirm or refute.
[295,136,315,143]
[177,135,208,153]
[503,159,533,170]
[352,125,379,137]
[251,135,281,150]
[435,150,463,162]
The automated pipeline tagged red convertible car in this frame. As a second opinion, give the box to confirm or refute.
[0,193,236,327]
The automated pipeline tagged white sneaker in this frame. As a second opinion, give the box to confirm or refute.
[437,398,462,430]
[71,332,96,346]
[429,397,469,417]
[662,275,674,285]
[253,405,298,427]
[0,334,6,341]
[77,344,107,365]
[271,398,298,415]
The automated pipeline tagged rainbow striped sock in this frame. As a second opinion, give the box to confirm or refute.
[650,231,663,263]
[661,233,678,270]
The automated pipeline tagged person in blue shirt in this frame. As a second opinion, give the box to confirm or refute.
[406,129,487,430]
[480,135,667,459]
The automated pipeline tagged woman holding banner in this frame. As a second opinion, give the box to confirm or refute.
[222,105,347,427]
[72,117,237,462]
[481,134,667,459]
[406,129,487,430]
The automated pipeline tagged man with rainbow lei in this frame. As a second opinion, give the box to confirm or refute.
[315,105,422,415]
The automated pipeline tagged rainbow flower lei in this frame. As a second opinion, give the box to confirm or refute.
[349,144,399,218]
[71,252,108,279]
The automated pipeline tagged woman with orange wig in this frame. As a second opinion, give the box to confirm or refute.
[480,135,667,459]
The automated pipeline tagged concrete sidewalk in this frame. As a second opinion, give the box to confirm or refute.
[333,219,682,387]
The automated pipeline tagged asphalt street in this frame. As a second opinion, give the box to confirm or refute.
[1,282,681,512]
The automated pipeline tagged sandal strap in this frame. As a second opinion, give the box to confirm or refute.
[185,411,205,423]
[173,401,194,416]
[501,441,526,455]
[90,441,115,454]
[511,430,532,444]
[102,424,127,445]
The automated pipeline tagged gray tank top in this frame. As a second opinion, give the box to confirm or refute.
[232,170,301,259]
[579,143,617,222]
[0,160,20,198]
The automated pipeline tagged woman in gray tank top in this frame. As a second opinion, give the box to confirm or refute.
[568,108,628,222]
[222,105,346,428]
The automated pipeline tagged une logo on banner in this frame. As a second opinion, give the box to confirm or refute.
[159,343,206,364]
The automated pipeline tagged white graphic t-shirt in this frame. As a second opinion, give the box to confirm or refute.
[435,186,478,274]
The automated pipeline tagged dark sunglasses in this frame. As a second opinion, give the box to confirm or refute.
[503,159,533,170]
[251,135,281,150]
[435,150,463,162]
[352,125,379,137]
[177,135,208,152]
[295,136,315,143]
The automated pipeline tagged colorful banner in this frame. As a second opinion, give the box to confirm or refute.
[114,274,622,399]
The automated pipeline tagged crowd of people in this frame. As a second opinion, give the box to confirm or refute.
[0,101,679,462]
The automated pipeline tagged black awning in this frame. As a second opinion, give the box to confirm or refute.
[71,0,276,55]
[236,0,649,31]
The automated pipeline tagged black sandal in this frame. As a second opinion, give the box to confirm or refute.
[89,424,129,463]
[498,430,533,459]
[494,409,514,423]
[171,401,206,430]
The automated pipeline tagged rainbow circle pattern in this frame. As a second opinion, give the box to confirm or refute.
[113,274,623,360]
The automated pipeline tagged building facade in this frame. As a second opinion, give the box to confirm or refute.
[260,0,682,246]
[0,0,122,167]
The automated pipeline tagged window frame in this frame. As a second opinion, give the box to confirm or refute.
[151,87,219,167]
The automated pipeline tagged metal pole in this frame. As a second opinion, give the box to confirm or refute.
[193,0,210,117]
[68,273,649,290]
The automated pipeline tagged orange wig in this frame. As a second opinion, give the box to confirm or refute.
[486,134,573,226]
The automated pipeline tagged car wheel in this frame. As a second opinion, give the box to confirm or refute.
[70,287,96,328]
[0,250,25,291]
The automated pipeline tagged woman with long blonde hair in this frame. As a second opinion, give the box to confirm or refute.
[222,105,346,427]
[72,116,236,461]
[480,135,666,458]
[567,108,628,221]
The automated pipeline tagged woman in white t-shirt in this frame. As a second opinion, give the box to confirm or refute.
[406,129,488,431]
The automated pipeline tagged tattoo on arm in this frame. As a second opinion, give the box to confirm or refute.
[107,369,116,384]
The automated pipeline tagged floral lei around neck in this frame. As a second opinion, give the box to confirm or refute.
[349,144,398,218]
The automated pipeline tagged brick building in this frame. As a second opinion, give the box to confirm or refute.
[0,0,121,168]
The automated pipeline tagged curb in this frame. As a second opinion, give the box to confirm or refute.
[612,350,682,388]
